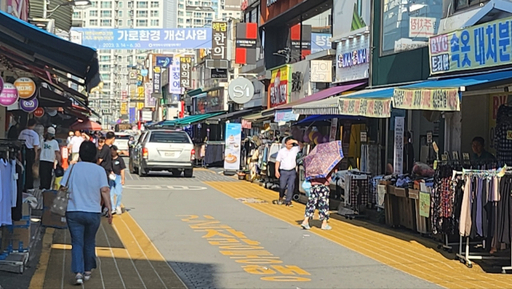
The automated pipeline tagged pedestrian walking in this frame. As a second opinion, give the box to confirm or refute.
[18,119,40,190]
[60,141,112,285]
[97,132,115,216]
[68,130,84,164]
[275,137,301,206]
[39,127,62,190]
[301,172,335,230]
[301,141,344,230]
[66,131,74,146]
[109,145,126,215]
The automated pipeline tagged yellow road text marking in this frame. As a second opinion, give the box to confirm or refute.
[179,214,311,282]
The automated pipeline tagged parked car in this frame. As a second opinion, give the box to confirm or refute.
[130,130,195,177]
[114,132,131,156]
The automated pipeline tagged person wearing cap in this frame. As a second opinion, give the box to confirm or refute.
[39,127,62,190]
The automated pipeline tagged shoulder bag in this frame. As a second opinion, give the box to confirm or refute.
[50,164,75,217]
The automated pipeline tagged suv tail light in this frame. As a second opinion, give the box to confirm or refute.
[142,147,149,158]
[191,148,196,161]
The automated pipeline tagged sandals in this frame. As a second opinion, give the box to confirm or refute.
[301,223,311,230]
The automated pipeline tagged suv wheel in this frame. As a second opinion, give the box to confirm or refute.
[184,169,193,178]
[170,169,181,176]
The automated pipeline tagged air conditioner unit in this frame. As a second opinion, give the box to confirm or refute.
[29,18,55,34]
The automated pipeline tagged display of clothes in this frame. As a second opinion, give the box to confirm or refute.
[0,158,21,226]
[431,165,461,235]
[493,105,512,166]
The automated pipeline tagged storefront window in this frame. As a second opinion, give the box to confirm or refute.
[381,0,443,55]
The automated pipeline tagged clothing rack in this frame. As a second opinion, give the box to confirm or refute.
[451,168,512,268]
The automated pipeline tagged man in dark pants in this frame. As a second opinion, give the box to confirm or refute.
[97,131,116,215]
[275,137,301,206]
[18,119,40,190]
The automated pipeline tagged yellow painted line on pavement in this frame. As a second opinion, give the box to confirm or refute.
[206,181,512,289]
[29,228,55,289]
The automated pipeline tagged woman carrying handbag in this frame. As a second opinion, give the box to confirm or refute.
[56,141,112,285]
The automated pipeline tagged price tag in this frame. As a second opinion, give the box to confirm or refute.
[360,131,367,142]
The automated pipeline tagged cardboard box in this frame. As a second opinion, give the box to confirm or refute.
[41,209,67,229]
[394,187,407,198]
[408,189,420,200]
[1,223,31,251]
[21,202,31,220]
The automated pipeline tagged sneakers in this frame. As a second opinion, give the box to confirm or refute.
[84,272,92,281]
[285,202,293,207]
[75,273,84,285]
[115,206,123,215]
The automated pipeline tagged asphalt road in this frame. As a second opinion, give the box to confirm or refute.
[122,170,440,289]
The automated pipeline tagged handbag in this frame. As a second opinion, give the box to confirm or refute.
[50,165,75,217]
[302,180,312,198]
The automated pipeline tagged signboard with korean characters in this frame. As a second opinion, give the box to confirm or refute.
[429,16,512,74]
[268,65,291,108]
[223,123,242,171]
[153,66,161,94]
[70,28,212,50]
[212,22,228,60]
[310,60,332,83]
[0,82,18,107]
[169,58,181,94]
[13,77,36,99]
[179,56,192,88]
[335,36,370,82]
[393,88,460,111]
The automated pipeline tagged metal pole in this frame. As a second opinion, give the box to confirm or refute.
[43,0,48,19]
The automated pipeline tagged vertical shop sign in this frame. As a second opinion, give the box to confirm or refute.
[212,21,228,60]
[268,65,290,108]
[290,24,312,59]
[153,66,161,94]
[394,116,405,175]
[169,58,181,94]
[179,56,192,89]
[329,118,338,141]
[235,23,258,64]
[120,102,128,115]
[145,82,155,107]
[129,107,136,123]
[224,122,242,171]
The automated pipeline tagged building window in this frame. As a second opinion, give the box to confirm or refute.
[128,1,133,8]
[151,19,159,26]
[101,10,112,17]
[90,10,98,17]
[117,10,123,17]
[73,11,80,18]
[128,19,133,26]
[137,10,148,17]
[454,0,486,11]
[101,74,111,80]
[178,11,184,16]
[178,4,184,9]
[101,64,111,71]
[117,19,123,26]
[151,10,159,17]
[100,55,111,62]
[117,1,122,7]
[100,1,112,8]
[89,19,98,25]
[137,1,148,8]
[381,0,442,55]
[151,1,159,7]
[178,18,184,23]
[136,19,148,26]
[91,1,97,7]
[101,19,112,26]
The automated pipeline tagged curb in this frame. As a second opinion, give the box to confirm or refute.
[28,228,54,289]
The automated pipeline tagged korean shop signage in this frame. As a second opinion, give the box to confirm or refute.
[179,56,192,88]
[153,66,161,94]
[338,98,392,118]
[212,22,228,60]
[429,16,512,74]
[393,88,460,111]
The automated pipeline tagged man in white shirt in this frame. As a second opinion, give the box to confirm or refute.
[18,119,40,190]
[275,137,301,206]
[68,130,84,164]
[39,127,62,190]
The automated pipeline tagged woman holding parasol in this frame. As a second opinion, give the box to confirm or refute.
[300,141,343,230]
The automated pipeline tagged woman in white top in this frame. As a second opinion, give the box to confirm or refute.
[39,127,61,190]
[60,141,112,285]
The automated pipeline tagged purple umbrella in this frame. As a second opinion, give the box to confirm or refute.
[304,140,344,180]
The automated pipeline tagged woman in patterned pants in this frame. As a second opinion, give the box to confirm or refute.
[301,169,336,230]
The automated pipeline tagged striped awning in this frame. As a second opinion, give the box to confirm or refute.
[292,97,341,115]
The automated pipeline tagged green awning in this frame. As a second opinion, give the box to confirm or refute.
[186,88,203,97]
[174,112,224,125]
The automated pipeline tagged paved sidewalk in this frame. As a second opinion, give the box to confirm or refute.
[206,181,512,289]
[29,213,186,289]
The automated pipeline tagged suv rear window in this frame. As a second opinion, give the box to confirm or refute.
[115,135,130,140]
[149,132,190,143]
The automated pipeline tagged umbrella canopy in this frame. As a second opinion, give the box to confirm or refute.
[70,120,102,131]
[304,140,344,180]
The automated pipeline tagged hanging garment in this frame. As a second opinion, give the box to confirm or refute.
[459,175,472,237]
[0,159,13,226]
[11,161,23,221]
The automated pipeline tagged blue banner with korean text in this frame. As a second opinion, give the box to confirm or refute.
[429,17,512,75]
[71,28,212,50]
